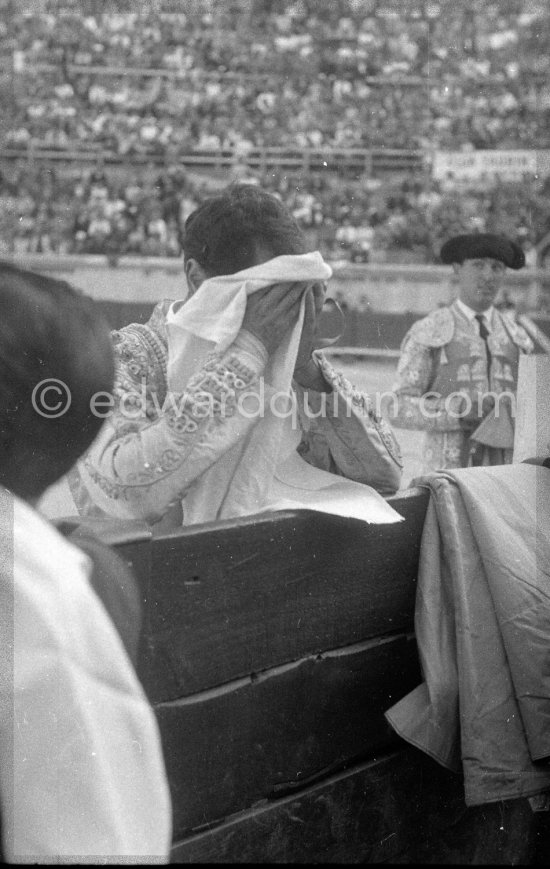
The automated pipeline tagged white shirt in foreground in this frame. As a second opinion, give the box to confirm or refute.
[0,488,172,864]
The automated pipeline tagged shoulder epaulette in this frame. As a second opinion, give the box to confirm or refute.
[404,306,455,349]
[112,301,171,378]
[146,299,174,340]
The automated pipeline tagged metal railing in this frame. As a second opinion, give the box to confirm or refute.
[0,144,426,173]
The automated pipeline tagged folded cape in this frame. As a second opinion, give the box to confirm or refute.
[386,464,550,805]
[470,402,515,449]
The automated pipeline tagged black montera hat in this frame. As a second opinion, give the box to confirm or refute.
[439,233,525,270]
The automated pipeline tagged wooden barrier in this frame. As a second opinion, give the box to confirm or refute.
[83,486,548,863]
[100,489,426,861]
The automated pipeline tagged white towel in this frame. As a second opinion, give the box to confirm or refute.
[166,251,401,525]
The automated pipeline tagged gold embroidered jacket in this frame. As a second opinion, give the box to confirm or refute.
[392,301,533,472]
[69,301,403,524]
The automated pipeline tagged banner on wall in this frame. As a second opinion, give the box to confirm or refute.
[433,150,538,180]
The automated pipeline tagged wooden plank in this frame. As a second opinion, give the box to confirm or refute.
[170,748,544,865]
[154,634,420,838]
[169,750,429,864]
[134,490,429,702]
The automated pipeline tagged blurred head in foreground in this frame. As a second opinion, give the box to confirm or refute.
[0,261,114,500]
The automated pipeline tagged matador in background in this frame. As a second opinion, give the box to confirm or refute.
[392,233,534,474]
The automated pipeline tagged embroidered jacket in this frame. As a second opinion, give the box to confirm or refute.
[392,300,533,472]
[70,301,403,524]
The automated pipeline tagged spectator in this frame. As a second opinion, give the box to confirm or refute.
[1,1,550,261]
[2,0,550,156]
[0,261,172,862]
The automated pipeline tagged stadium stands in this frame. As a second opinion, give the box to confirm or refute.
[0,0,549,262]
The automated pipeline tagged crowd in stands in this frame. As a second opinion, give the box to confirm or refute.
[0,0,549,264]
[1,0,550,154]
[0,158,547,266]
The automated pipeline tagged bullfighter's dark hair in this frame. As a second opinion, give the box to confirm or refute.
[182,183,307,276]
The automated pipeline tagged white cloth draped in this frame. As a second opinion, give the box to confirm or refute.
[0,488,172,862]
[165,252,401,525]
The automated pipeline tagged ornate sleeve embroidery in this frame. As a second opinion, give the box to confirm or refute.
[80,331,267,520]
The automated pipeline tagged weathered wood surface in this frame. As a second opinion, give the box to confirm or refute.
[156,634,420,838]
[104,490,431,857]
[103,491,430,859]
[171,748,549,865]
[120,490,429,703]
[85,487,550,863]
[170,751,424,865]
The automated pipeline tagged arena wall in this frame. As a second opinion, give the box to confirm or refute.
[8,254,549,348]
